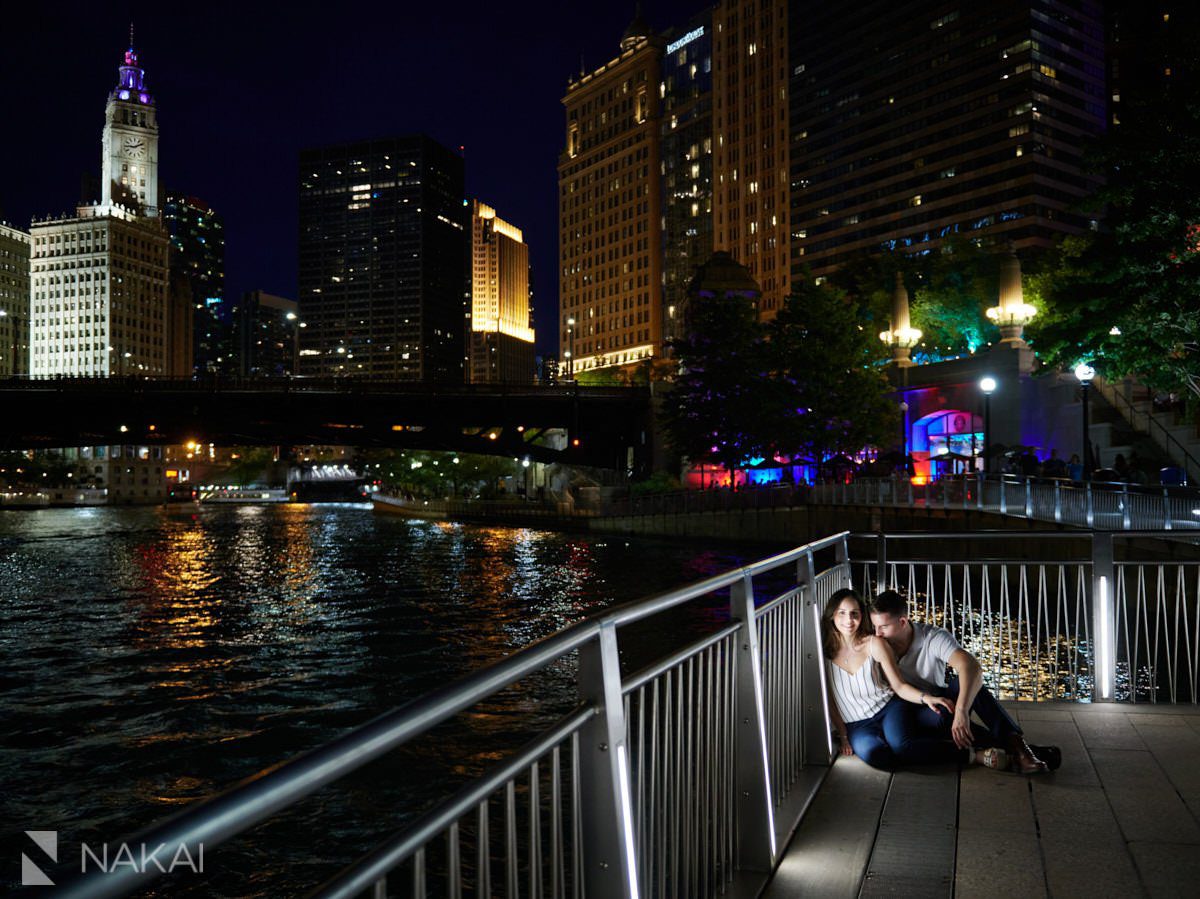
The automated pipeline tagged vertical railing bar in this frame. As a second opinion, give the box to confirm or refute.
[505,781,518,898]
[371,875,387,899]
[448,822,462,899]
[652,676,662,898]
[571,731,581,899]
[529,760,541,899]
[671,665,683,899]
[630,687,642,893]
[550,749,563,899]
[683,655,695,899]
[413,848,426,899]
[477,799,491,899]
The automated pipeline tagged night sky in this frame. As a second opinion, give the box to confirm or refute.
[1,1,703,355]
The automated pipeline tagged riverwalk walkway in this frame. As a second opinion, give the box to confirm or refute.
[766,701,1200,898]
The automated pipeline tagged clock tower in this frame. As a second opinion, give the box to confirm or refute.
[101,37,159,218]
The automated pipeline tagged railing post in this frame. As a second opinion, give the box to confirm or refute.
[1163,487,1173,530]
[977,473,984,510]
[1025,478,1033,519]
[1053,480,1062,523]
[1086,482,1094,528]
[577,623,640,898]
[1000,476,1008,515]
[1092,532,1117,702]
[875,532,888,593]
[729,572,777,871]
[1122,483,1131,530]
[798,549,832,766]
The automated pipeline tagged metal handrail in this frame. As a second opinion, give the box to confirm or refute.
[309,706,596,899]
[51,532,851,899]
[1093,375,1200,483]
[811,473,1200,530]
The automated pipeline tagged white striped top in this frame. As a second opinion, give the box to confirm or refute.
[827,656,893,723]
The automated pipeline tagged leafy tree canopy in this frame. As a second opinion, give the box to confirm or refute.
[661,290,773,475]
[1026,30,1200,394]
[830,236,1000,362]
[662,279,899,474]
[765,280,899,468]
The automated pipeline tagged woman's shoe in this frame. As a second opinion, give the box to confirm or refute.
[975,747,1010,770]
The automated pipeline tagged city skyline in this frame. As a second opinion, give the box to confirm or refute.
[1,2,704,356]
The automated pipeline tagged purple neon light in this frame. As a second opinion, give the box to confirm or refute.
[139,93,149,104]
[119,90,130,100]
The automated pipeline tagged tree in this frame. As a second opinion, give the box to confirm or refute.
[661,291,772,479]
[765,280,899,474]
[908,238,997,358]
[829,236,998,362]
[1026,26,1200,395]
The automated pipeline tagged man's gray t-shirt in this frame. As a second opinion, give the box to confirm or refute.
[896,622,962,692]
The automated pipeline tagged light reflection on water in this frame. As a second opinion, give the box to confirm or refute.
[0,505,767,895]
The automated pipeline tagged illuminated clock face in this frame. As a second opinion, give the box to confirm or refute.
[122,136,147,159]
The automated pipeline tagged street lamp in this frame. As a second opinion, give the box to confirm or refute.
[1075,363,1095,481]
[980,376,996,473]
[566,316,576,380]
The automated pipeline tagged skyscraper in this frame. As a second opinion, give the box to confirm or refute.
[468,200,534,383]
[712,0,791,318]
[163,195,228,375]
[237,290,299,378]
[298,136,467,381]
[0,222,30,377]
[558,12,664,377]
[660,10,714,346]
[29,41,171,378]
[788,1,1106,278]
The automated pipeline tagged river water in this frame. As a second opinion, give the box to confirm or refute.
[0,504,777,895]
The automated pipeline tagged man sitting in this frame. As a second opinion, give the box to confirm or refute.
[870,589,1059,774]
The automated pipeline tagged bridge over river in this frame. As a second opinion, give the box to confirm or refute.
[42,529,1200,898]
[0,377,653,470]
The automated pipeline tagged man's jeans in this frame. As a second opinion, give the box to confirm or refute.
[911,676,1022,746]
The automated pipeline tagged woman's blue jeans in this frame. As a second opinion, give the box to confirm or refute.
[845,696,964,770]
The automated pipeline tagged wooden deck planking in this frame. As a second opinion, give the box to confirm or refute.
[764,703,1200,898]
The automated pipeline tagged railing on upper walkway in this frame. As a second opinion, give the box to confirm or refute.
[49,530,1200,898]
[812,473,1200,531]
[52,534,851,899]
[607,474,1198,530]
[1092,375,1200,486]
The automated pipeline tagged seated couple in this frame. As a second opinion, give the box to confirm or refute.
[823,587,1060,773]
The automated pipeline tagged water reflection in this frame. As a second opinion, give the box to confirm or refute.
[0,505,760,896]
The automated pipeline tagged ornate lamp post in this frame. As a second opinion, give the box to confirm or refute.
[986,250,1037,344]
[1075,363,1095,480]
[878,271,922,366]
[980,376,996,473]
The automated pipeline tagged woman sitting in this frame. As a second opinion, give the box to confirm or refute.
[823,587,1006,770]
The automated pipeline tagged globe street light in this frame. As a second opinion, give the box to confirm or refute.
[1075,363,1095,481]
[980,376,997,473]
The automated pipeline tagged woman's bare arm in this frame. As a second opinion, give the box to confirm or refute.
[869,636,955,714]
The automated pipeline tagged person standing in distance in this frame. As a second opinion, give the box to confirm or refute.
[869,589,1059,774]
